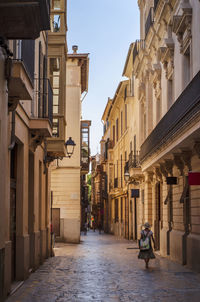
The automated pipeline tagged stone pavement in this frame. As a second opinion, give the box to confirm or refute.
[5,232,200,302]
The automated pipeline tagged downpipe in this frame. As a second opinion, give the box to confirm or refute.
[8,111,16,150]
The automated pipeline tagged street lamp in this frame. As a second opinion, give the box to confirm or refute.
[65,137,76,158]
[124,171,130,183]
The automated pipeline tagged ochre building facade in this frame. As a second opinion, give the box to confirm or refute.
[100,0,200,272]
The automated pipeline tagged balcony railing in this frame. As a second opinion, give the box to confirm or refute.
[133,40,145,65]
[128,151,140,168]
[154,0,160,12]
[140,71,200,162]
[145,7,154,38]
[21,40,35,84]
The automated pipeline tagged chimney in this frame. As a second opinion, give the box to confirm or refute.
[72,45,78,54]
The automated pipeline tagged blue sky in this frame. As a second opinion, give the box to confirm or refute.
[67,0,140,155]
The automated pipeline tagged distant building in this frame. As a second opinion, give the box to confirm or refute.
[51,47,90,243]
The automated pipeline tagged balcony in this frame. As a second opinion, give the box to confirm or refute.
[140,71,200,162]
[128,151,140,168]
[145,7,154,38]
[0,0,50,39]
[29,79,53,151]
[133,40,145,65]
[81,120,91,174]
[8,61,33,111]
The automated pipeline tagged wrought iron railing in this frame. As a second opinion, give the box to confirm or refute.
[145,7,154,38]
[154,0,160,12]
[47,79,53,125]
[140,71,200,162]
[21,40,35,83]
[128,151,140,168]
[133,39,145,65]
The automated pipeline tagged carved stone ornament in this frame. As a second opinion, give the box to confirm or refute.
[152,63,161,99]
[172,1,192,54]
[181,149,192,171]
[165,159,173,175]
[160,163,168,177]
[173,153,184,175]
[193,141,200,159]
[29,132,44,152]
[138,82,145,100]
[159,38,174,80]
[154,167,163,181]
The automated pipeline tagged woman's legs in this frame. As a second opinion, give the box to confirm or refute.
[144,258,149,268]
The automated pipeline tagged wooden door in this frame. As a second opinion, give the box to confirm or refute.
[52,208,60,237]
[125,197,129,239]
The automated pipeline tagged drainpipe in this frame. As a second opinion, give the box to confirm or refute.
[8,111,16,151]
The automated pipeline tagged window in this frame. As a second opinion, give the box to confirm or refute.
[50,14,61,32]
[167,79,173,109]
[121,198,123,222]
[183,48,190,89]
[125,104,127,130]
[156,98,161,123]
[115,199,119,223]
[121,154,122,187]
[116,118,119,142]
[131,72,134,96]
[121,111,123,136]
[52,118,59,137]
[113,125,115,146]
[144,113,146,140]
[124,86,127,101]
[49,58,60,114]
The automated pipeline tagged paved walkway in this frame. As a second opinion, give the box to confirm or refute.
[6,232,200,302]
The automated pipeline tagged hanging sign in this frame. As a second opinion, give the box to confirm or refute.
[166,177,177,185]
[188,172,200,185]
[131,189,140,198]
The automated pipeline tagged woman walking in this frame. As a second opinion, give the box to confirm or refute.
[138,222,156,268]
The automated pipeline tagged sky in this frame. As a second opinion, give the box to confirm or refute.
[67,0,140,155]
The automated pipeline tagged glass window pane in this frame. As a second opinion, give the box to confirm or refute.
[53,105,59,114]
[53,88,59,95]
[53,95,59,105]
[53,76,60,88]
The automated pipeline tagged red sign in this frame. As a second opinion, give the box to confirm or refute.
[188,172,200,185]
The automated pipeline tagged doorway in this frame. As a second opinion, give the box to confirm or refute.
[125,197,129,239]
[155,182,161,250]
[10,146,17,282]
[28,152,34,270]
[52,208,60,237]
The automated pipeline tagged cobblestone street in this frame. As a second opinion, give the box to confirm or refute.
[6,232,200,302]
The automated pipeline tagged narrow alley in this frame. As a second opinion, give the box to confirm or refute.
[5,232,200,302]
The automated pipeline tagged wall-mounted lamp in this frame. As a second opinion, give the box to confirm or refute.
[65,137,76,158]
[124,171,130,183]
[43,137,76,173]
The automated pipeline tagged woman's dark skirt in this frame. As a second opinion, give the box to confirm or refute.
[138,248,155,259]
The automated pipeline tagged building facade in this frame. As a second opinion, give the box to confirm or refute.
[101,0,200,272]
[51,47,90,243]
[0,1,52,301]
